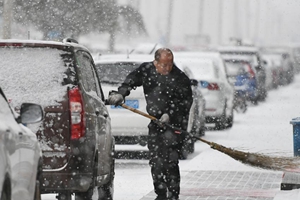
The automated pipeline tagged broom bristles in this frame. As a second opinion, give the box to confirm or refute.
[119,104,300,171]
[209,141,300,171]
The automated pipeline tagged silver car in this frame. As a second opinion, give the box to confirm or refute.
[0,87,43,200]
[174,52,235,129]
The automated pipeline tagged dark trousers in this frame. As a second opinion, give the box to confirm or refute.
[148,123,183,198]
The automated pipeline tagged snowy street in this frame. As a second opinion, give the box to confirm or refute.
[112,73,300,200]
[41,74,300,199]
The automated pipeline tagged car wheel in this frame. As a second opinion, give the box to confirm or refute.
[215,106,227,130]
[75,187,94,200]
[97,158,115,200]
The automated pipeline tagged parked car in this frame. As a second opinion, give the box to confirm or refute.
[217,45,268,102]
[0,87,43,200]
[175,57,234,130]
[261,53,281,90]
[0,39,115,200]
[94,54,206,158]
[260,47,295,86]
[174,51,235,129]
[223,59,258,104]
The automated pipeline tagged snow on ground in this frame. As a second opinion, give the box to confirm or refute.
[42,74,300,199]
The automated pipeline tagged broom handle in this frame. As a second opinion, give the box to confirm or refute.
[120,103,212,146]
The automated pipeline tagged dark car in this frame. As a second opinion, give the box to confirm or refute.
[0,39,115,200]
[0,87,43,200]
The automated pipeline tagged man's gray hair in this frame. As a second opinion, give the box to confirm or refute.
[154,48,173,61]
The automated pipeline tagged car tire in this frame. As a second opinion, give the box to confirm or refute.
[75,187,94,200]
[215,106,227,130]
[97,157,115,200]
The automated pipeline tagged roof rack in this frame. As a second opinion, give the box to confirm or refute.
[62,38,78,44]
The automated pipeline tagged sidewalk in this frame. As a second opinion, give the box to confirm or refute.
[141,170,283,200]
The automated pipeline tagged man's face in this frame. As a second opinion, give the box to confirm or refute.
[154,52,173,75]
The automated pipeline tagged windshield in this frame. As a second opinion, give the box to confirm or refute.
[95,62,140,84]
[224,61,248,76]
[184,62,216,80]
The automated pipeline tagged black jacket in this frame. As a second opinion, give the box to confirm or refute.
[118,62,193,130]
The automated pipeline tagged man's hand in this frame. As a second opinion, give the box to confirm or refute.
[107,91,124,106]
[159,113,170,124]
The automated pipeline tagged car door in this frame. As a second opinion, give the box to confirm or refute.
[18,124,41,199]
[76,51,113,175]
[0,90,23,200]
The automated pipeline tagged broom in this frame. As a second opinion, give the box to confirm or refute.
[121,103,300,171]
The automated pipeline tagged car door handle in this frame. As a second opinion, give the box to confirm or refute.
[19,132,23,136]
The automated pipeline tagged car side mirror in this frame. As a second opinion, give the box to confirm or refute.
[19,103,44,124]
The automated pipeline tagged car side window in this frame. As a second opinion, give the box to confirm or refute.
[76,51,98,92]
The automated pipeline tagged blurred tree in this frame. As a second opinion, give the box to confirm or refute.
[0,0,147,51]
[117,5,147,36]
[12,0,117,40]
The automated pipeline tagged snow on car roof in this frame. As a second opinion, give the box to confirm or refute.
[0,38,90,51]
[217,45,259,53]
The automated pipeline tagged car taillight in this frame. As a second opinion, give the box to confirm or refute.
[68,87,85,139]
[246,64,255,79]
[207,83,220,90]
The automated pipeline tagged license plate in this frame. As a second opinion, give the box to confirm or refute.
[110,100,139,109]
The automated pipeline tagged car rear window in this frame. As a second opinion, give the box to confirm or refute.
[182,61,217,80]
[221,54,259,66]
[95,62,140,84]
[0,47,72,109]
[224,61,248,76]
